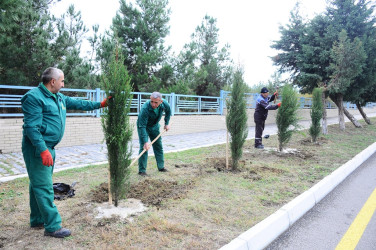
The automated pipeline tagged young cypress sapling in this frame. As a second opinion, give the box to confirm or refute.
[226,68,248,170]
[276,84,300,152]
[309,87,323,143]
[101,48,133,207]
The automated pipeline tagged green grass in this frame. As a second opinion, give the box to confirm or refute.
[0,117,375,249]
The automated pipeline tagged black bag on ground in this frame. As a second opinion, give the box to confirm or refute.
[53,182,77,200]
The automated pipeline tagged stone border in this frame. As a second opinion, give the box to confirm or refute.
[220,142,376,250]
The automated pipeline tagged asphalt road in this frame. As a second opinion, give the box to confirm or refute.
[266,152,376,250]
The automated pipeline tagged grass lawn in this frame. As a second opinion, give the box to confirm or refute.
[1,118,375,249]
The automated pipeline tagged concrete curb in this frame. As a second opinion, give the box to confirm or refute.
[220,141,376,250]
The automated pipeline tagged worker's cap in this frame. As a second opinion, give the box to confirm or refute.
[261,87,269,93]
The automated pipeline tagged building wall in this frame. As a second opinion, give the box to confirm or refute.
[0,108,374,153]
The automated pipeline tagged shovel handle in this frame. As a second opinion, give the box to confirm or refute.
[129,128,168,168]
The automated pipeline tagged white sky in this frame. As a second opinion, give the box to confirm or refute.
[51,0,327,86]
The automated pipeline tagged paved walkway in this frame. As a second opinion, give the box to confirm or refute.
[1,113,375,182]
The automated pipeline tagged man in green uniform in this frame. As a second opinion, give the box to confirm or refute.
[137,92,171,176]
[21,67,110,238]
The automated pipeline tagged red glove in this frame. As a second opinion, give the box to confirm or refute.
[277,103,281,107]
[40,149,53,166]
[100,96,112,108]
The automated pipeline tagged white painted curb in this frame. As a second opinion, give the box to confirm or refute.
[220,142,376,250]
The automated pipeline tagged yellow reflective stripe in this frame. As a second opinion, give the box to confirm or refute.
[336,187,376,250]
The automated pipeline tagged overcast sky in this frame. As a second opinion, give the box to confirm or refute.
[51,0,327,86]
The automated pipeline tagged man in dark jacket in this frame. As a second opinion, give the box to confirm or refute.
[137,92,171,176]
[254,87,280,149]
[21,67,110,238]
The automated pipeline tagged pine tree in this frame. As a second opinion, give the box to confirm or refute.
[0,1,96,88]
[107,0,171,92]
[176,15,233,96]
[101,47,133,207]
[276,85,300,152]
[226,68,248,170]
[309,87,323,143]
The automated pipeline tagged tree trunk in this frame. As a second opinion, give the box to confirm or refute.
[331,94,346,131]
[322,91,328,135]
[343,108,363,128]
[356,102,371,125]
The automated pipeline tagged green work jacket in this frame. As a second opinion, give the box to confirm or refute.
[21,83,101,154]
[137,99,171,145]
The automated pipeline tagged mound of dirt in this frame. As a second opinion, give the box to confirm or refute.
[128,179,195,207]
[90,179,195,207]
[90,183,109,203]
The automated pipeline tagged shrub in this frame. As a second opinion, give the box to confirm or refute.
[226,68,248,170]
[101,49,133,206]
[276,85,300,151]
[309,87,323,142]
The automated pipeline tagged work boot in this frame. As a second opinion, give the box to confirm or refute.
[138,172,148,177]
[31,223,44,229]
[158,168,168,172]
[44,228,71,238]
[255,144,264,149]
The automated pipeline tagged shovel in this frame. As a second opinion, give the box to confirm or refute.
[129,128,169,168]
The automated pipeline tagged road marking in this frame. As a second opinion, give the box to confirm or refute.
[336,187,376,250]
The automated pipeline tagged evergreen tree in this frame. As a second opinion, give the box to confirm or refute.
[108,0,171,92]
[276,85,300,152]
[177,15,233,96]
[55,5,99,89]
[309,87,323,143]
[329,30,366,131]
[0,1,97,88]
[272,0,376,129]
[101,47,133,207]
[0,0,55,85]
[226,67,248,170]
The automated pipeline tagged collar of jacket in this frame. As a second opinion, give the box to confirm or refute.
[38,83,57,99]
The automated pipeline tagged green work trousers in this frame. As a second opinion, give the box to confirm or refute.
[22,137,61,233]
[137,125,164,173]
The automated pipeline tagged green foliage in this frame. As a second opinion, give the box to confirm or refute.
[309,88,323,142]
[329,30,366,95]
[226,68,248,170]
[276,85,300,151]
[271,0,376,99]
[101,48,133,207]
[175,15,233,96]
[0,1,97,88]
[0,0,55,85]
[107,0,171,92]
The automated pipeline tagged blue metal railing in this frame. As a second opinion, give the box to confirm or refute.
[221,90,375,110]
[1,85,375,118]
[0,85,223,117]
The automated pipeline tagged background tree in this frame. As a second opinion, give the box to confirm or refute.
[309,87,323,142]
[176,15,233,96]
[328,30,366,131]
[226,67,248,170]
[0,1,97,88]
[272,0,376,129]
[276,85,300,152]
[0,0,55,85]
[55,5,99,89]
[101,48,133,207]
[107,0,171,92]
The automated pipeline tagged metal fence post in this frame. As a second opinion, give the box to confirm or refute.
[170,92,175,116]
[219,90,225,115]
[95,88,101,117]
